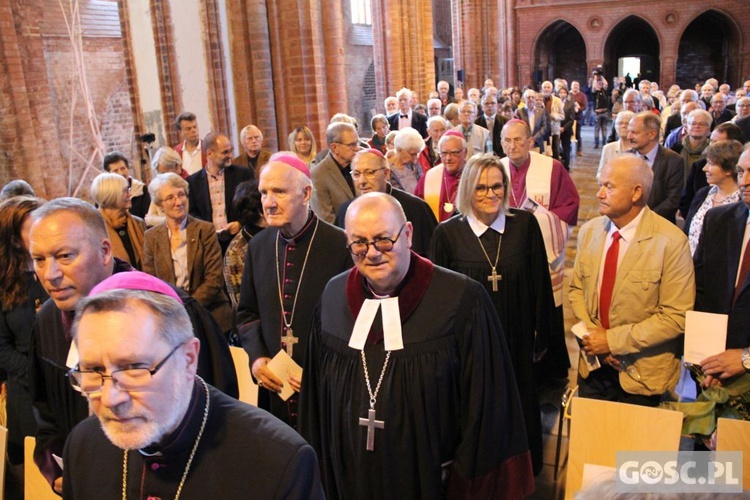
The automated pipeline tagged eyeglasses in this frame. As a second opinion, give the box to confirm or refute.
[439,149,463,157]
[67,342,184,394]
[688,122,710,128]
[162,192,187,205]
[336,141,360,150]
[475,182,505,198]
[346,224,406,257]
[351,168,385,180]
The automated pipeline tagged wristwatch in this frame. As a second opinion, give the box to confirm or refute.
[742,348,750,372]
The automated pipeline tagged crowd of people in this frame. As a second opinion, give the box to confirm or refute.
[0,72,748,499]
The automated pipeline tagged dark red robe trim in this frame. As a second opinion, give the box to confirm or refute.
[345,251,434,344]
[446,451,535,500]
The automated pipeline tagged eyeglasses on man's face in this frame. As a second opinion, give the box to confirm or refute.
[351,168,385,180]
[67,342,184,394]
[346,224,406,257]
[336,141,360,150]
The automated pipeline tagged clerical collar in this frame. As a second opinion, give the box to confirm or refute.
[279,211,317,245]
[466,212,506,237]
[139,379,204,458]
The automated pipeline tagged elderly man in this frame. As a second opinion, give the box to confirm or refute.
[232,124,272,176]
[709,92,735,130]
[516,91,550,152]
[475,93,507,157]
[541,80,565,160]
[387,88,428,138]
[418,115,447,171]
[300,192,534,499]
[664,89,700,140]
[627,112,685,223]
[437,80,455,109]
[102,151,150,219]
[672,109,712,180]
[28,198,236,493]
[571,155,695,405]
[426,98,442,117]
[237,153,351,428]
[663,101,700,150]
[694,144,750,387]
[172,111,206,175]
[735,96,750,142]
[499,119,578,378]
[414,130,467,222]
[187,132,253,252]
[455,100,489,158]
[467,88,481,106]
[63,273,324,499]
[310,122,360,223]
[384,96,398,115]
[335,149,437,255]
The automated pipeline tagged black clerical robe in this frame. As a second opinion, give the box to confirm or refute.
[300,253,534,499]
[429,210,556,475]
[237,213,352,426]
[334,184,438,257]
[63,382,325,500]
[30,259,237,486]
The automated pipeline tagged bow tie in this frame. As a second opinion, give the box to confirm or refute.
[400,114,408,118]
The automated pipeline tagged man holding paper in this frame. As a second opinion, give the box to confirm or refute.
[237,153,352,428]
[694,144,750,384]
[569,155,695,406]
[300,193,533,499]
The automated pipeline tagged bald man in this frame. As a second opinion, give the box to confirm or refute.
[570,155,694,406]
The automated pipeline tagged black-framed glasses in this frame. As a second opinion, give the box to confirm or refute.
[67,342,184,394]
[346,224,406,257]
[475,183,506,198]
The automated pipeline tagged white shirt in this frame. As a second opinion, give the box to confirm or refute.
[182,140,204,175]
[597,208,646,292]
[398,110,412,130]
[466,211,506,237]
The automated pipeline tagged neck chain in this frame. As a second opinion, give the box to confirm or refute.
[275,218,320,341]
[359,349,391,451]
[122,377,210,500]
[442,169,457,213]
[475,229,503,292]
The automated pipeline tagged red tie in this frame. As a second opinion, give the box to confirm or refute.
[599,231,621,329]
[734,241,750,306]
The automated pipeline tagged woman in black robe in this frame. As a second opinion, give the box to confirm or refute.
[429,153,556,475]
[0,195,48,499]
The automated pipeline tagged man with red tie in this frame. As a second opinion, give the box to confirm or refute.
[569,154,695,406]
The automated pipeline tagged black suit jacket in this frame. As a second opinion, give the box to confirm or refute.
[387,111,428,139]
[735,115,750,143]
[475,114,507,157]
[187,165,254,225]
[664,113,682,142]
[647,145,685,223]
[694,202,750,348]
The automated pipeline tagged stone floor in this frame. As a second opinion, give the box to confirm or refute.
[529,125,604,500]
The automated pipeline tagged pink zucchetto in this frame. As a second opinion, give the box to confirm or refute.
[268,152,311,179]
[89,271,183,303]
[362,148,385,159]
[442,129,465,139]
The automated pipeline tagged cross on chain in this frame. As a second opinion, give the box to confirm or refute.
[281,329,298,357]
[358,408,384,451]
[487,267,502,292]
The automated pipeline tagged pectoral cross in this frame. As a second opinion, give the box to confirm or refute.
[358,408,384,451]
[281,329,298,357]
[487,267,502,292]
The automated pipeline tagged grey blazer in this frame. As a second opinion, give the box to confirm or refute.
[143,216,233,332]
[310,152,355,223]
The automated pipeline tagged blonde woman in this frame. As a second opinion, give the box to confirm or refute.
[288,125,317,165]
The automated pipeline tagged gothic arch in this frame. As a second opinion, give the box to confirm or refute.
[532,20,587,87]
[676,9,742,88]
[603,15,660,84]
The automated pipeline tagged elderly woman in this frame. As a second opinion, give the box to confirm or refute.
[288,125,317,165]
[597,110,636,179]
[145,146,185,227]
[143,173,233,332]
[732,96,750,123]
[429,153,556,475]
[102,152,150,219]
[390,127,425,194]
[368,114,390,154]
[684,140,743,255]
[223,180,265,309]
[0,196,48,480]
[90,172,146,270]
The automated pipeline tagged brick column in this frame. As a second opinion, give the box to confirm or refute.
[0,0,63,197]
[372,0,435,107]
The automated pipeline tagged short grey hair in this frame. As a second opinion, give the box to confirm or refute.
[615,110,636,126]
[73,289,193,346]
[393,127,425,152]
[326,122,356,146]
[687,109,712,127]
[395,87,412,100]
[151,147,182,172]
[438,132,466,152]
[149,173,189,207]
[90,172,129,210]
[30,197,108,242]
[427,115,448,129]
[623,88,641,103]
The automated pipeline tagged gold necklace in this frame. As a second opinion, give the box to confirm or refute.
[274,218,319,357]
[121,377,210,500]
